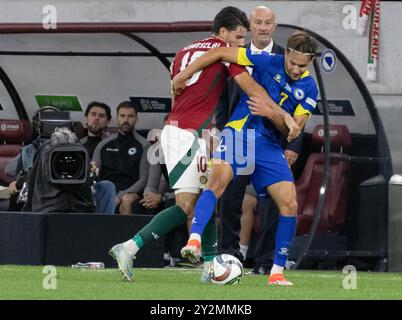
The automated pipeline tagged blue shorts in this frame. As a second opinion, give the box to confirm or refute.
[213,127,294,195]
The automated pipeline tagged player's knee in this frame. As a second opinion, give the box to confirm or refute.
[121,193,135,206]
[206,177,225,198]
[186,211,194,221]
[279,198,298,216]
[289,199,298,215]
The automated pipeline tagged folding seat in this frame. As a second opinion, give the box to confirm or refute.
[295,125,352,235]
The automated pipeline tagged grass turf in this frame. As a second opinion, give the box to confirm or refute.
[1,265,402,300]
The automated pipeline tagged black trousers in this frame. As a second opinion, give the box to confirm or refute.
[253,196,279,269]
[218,175,250,256]
[218,174,279,269]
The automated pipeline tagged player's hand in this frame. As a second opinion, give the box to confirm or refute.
[90,161,100,176]
[171,73,187,96]
[284,149,299,166]
[202,127,220,156]
[140,192,162,209]
[247,96,274,118]
[8,181,18,195]
[284,114,301,142]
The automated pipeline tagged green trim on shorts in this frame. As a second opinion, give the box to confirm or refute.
[168,133,200,189]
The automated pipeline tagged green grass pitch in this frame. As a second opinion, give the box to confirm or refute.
[1,265,402,300]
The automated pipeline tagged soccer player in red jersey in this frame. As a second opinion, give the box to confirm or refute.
[109,6,299,282]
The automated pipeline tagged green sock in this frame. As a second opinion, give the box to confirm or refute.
[201,213,218,259]
[137,205,187,245]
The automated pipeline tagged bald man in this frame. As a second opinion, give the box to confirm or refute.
[216,6,284,129]
[215,6,304,273]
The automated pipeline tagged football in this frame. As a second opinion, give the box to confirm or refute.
[208,254,244,285]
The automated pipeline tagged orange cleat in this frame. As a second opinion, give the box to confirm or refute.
[268,273,294,286]
[180,239,201,263]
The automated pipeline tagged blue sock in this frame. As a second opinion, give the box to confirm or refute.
[273,215,297,267]
[191,189,218,236]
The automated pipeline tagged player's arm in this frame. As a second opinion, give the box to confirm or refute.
[294,114,309,131]
[172,47,275,95]
[170,89,175,110]
[290,85,318,132]
[169,62,176,109]
[172,47,240,95]
[234,72,300,141]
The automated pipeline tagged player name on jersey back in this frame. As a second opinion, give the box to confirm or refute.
[182,41,222,51]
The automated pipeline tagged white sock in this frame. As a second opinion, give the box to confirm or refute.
[270,264,284,276]
[189,233,201,243]
[203,260,212,270]
[123,239,139,257]
[239,244,248,259]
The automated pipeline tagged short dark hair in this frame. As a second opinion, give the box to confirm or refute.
[85,101,112,121]
[211,6,249,35]
[287,31,318,61]
[116,101,138,115]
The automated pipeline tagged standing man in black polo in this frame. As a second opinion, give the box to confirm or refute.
[216,6,303,271]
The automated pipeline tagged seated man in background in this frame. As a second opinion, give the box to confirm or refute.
[92,101,150,214]
[138,116,174,216]
[81,101,112,158]
[80,101,116,214]
[139,122,188,266]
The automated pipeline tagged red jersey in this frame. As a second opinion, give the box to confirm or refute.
[168,36,244,131]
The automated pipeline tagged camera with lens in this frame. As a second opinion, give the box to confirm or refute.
[49,144,88,184]
[25,127,93,213]
[32,109,87,184]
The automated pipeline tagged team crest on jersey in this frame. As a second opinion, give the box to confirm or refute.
[199,175,208,185]
[294,88,305,100]
[128,147,137,156]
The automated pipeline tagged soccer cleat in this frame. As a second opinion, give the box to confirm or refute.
[180,239,201,263]
[268,273,294,286]
[109,243,135,281]
[200,261,212,283]
[245,265,270,276]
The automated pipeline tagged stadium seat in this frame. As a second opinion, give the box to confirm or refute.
[0,119,32,185]
[295,125,352,235]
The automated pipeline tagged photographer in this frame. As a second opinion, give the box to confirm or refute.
[6,106,60,210]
